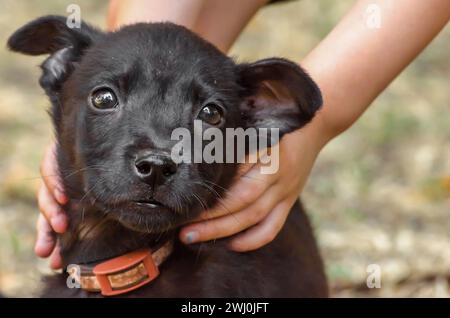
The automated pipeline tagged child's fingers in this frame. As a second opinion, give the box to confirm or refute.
[40,143,68,205]
[37,182,67,234]
[34,214,57,258]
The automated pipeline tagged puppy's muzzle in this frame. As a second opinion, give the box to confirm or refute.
[134,153,177,187]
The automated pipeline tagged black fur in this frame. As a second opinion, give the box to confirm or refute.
[8,15,327,297]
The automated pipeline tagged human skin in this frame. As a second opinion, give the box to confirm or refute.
[35,0,450,269]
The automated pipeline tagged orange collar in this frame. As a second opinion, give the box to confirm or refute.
[72,240,173,296]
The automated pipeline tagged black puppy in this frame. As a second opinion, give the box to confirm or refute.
[8,16,327,297]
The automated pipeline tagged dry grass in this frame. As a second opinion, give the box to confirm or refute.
[0,0,449,297]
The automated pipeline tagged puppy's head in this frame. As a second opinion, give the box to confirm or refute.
[8,16,322,233]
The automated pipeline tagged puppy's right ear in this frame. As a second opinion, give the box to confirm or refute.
[7,15,102,93]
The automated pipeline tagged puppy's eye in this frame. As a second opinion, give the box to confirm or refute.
[90,88,118,109]
[198,103,223,125]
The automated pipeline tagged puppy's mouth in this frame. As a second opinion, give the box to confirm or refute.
[102,197,180,233]
[134,199,165,209]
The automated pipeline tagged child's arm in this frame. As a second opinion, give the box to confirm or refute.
[180,0,450,251]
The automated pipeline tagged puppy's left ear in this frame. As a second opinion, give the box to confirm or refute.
[7,15,102,94]
[237,58,322,138]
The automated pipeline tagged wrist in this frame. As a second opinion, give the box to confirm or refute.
[283,111,334,166]
[304,110,337,153]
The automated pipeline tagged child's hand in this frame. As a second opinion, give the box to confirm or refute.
[35,143,67,269]
[179,117,329,251]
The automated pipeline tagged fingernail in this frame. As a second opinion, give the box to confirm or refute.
[54,188,68,205]
[183,231,199,244]
[51,214,67,233]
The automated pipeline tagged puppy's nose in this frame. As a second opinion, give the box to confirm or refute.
[134,154,177,187]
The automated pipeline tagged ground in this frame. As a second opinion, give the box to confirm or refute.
[0,0,449,297]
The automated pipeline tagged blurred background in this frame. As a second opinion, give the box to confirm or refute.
[0,0,449,297]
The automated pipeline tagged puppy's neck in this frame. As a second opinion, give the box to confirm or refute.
[58,201,174,267]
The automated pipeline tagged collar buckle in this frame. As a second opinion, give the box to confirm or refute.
[92,249,159,296]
